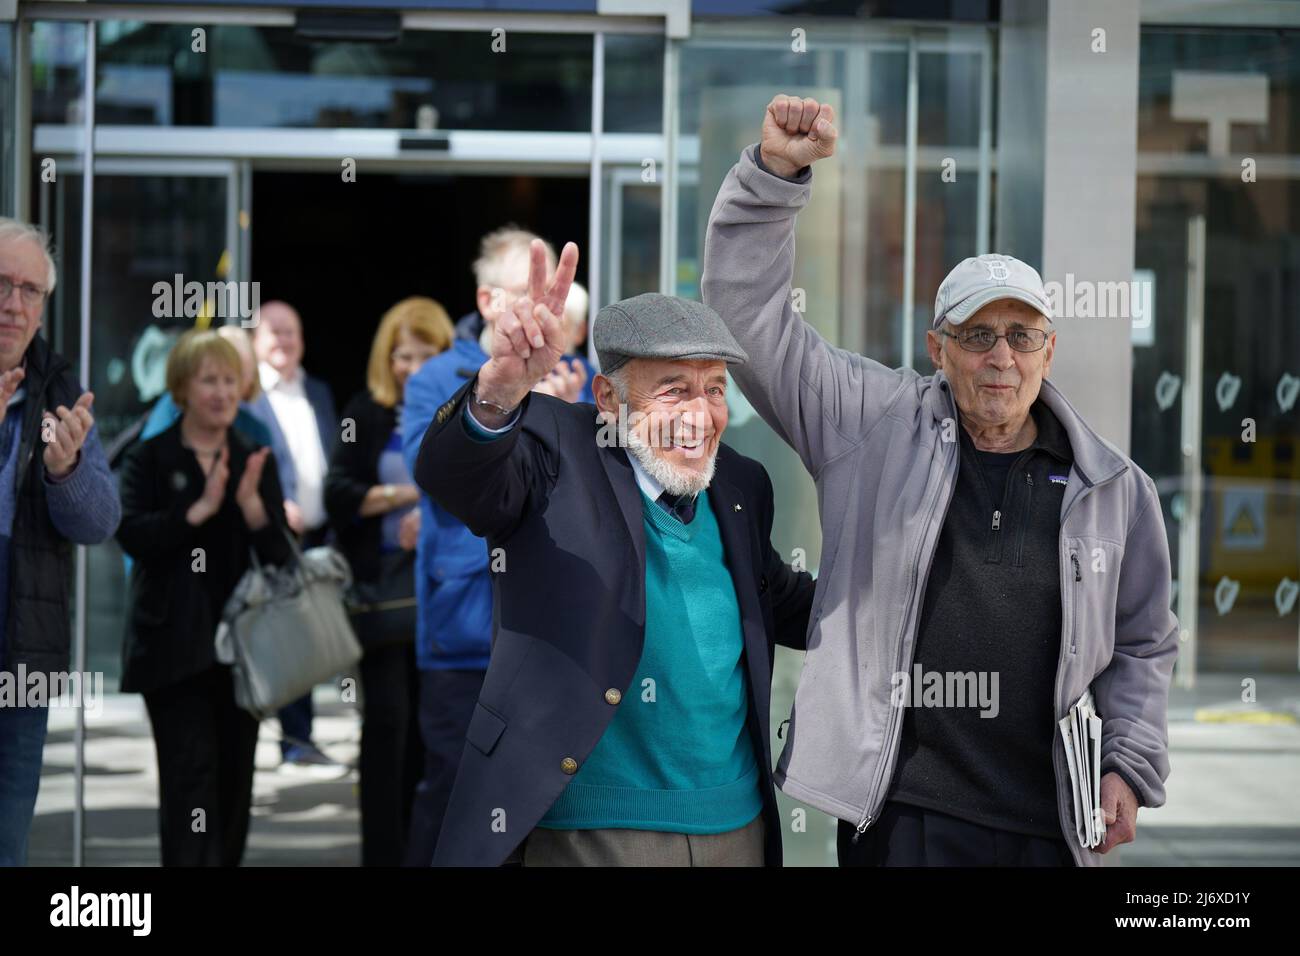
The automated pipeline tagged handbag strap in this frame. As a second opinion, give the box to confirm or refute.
[246,524,308,574]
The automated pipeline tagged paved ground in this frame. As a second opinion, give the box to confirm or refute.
[32,686,364,867]
[768,666,1300,867]
[26,668,1300,867]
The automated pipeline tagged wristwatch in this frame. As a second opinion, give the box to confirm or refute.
[383,484,396,505]
[472,385,519,417]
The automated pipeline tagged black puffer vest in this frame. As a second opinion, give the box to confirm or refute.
[2,335,84,674]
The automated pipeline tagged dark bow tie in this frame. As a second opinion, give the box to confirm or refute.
[655,490,697,525]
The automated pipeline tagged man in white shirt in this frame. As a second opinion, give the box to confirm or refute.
[251,300,344,776]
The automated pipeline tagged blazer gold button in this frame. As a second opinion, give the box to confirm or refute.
[560,757,579,775]
[604,688,622,705]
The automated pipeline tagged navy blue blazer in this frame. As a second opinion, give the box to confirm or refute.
[414,375,815,867]
[253,371,337,504]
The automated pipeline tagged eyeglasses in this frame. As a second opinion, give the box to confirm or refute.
[939,327,1049,353]
[0,275,48,309]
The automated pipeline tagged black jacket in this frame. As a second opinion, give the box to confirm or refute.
[324,391,398,584]
[117,419,292,695]
[415,376,815,867]
[3,335,119,673]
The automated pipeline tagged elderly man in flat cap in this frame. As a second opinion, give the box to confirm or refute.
[699,94,1178,867]
[412,239,814,867]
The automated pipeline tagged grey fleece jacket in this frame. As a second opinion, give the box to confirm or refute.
[701,143,1179,866]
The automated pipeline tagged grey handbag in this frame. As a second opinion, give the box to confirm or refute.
[214,531,362,721]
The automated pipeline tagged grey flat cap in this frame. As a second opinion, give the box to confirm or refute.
[593,293,749,374]
[933,253,1054,329]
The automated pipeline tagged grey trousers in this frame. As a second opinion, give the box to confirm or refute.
[519,812,766,867]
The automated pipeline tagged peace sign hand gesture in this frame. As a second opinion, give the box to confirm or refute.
[477,239,580,414]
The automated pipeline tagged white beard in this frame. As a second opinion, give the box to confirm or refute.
[624,427,716,498]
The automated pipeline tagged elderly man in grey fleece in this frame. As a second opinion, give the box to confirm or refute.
[701,95,1178,867]
[0,218,121,866]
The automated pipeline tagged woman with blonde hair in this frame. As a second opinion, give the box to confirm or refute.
[118,328,292,866]
[124,325,295,580]
[141,324,274,447]
[324,296,452,866]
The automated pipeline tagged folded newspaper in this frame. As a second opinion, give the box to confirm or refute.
[1058,688,1106,849]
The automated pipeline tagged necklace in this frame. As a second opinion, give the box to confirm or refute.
[182,438,227,477]
[179,412,230,476]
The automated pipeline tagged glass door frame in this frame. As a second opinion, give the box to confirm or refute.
[35,145,241,865]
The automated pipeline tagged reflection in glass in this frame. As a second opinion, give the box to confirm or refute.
[84,172,232,694]
[1133,28,1300,673]
[31,21,88,126]
[603,33,664,134]
[94,23,595,131]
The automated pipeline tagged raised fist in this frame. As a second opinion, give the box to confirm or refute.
[759,94,838,178]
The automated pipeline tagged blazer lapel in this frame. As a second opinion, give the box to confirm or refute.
[597,443,647,626]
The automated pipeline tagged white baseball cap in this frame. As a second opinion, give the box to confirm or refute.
[933,254,1054,329]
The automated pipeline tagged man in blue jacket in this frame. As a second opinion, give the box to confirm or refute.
[400,225,583,865]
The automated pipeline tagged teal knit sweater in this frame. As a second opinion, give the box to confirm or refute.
[538,488,762,832]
